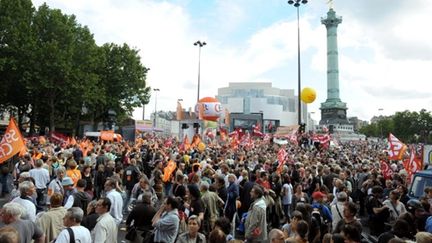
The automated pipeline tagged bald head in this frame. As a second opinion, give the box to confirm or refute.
[269,229,285,243]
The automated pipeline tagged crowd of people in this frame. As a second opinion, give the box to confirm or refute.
[0,133,432,243]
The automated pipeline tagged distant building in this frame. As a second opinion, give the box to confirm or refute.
[217,82,313,132]
[348,117,368,132]
[150,110,203,138]
[370,115,389,124]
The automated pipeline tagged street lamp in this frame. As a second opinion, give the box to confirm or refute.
[378,108,384,138]
[142,67,150,120]
[194,40,206,102]
[153,88,160,128]
[287,0,308,125]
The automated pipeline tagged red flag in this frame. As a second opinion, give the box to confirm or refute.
[0,118,25,164]
[388,133,407,160]
[405,146,422,181]
[230,136,239,150]
[380,160,393,180]
[253,123,264,137]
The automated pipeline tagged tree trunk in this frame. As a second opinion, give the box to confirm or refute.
[29,103,35,135]
[49,97,55,132]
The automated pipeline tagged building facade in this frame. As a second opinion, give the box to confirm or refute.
[217,82,311,131]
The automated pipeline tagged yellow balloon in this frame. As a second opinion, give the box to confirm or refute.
[198,142,206,152]
[301,87,316,104]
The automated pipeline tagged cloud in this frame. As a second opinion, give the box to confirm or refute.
[31,0,432,123]
[361,86,431,99]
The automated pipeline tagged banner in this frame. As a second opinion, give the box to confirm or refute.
[51,131,69,144]
[388,133,407,160]
[0,118,25,164]
[274,125,299,137]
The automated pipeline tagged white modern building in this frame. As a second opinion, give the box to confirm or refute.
[217,82,314,131]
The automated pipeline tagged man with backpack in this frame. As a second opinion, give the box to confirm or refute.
[311,191,333,237]
[56,207,91,243]
[64,179,91,215]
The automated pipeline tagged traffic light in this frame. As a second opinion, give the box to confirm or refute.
[300,123,306,133]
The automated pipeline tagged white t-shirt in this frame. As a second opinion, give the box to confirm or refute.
[282,183,293,205]
[29,168,50,189]
[55,225,92,243]
[11,197,36,222]
[106,189,123,225]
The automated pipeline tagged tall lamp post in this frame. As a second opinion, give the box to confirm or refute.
[142,67,150,120]
[194,40,206,102]
[287,0,308,125]
[378,108,384,138]
[153,88,160,128]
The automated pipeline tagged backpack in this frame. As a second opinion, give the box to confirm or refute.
[311,205,331,235]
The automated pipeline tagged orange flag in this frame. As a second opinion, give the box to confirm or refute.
[100,130,114,141]
[191,134,201,148]
[0,118,25,164]
[163,160,177,182]
[38,136,46,145]
[70,137,77,146]
[183,135,191,151]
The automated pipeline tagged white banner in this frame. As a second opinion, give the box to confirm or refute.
[423,145,432,165]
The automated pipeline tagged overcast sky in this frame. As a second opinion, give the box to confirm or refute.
[32,0,432,122]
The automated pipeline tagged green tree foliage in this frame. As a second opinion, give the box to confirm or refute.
[0,0,35,126]
[0,1,150,134]
[360,109,432,143]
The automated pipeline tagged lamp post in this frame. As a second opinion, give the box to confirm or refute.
[194,40,206,102]
[142,68,150,120]
[378,108,384,138]
[153,88,160,128]
[287,0,308,125]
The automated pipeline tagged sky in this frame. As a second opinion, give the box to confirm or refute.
[32,0,432,123]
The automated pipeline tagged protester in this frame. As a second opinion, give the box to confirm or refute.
[81,200,99,232]
[11,181,37,222]
[64,179,91,215]
[0,226,20,243]
[176,215,206,243]
[36,193,67,243]
[29,159,50,206]
[92,198,118,243]
[152,196,180,243]
[268,228,285,243]
[126,192,157,243]
[104,178,124,225]
[245,185,267,242]
[47,167,66,202]
[55,207,91,243]
[0,202,45,243]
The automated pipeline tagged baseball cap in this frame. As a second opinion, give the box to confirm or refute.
[312,191,326,199]
[62,177,74,186]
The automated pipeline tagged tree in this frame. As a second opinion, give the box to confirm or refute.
[0,0,35,127]
[0,1,151,134]
[92,43,150,126]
